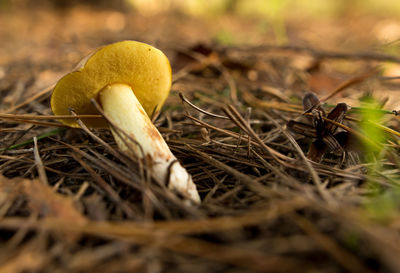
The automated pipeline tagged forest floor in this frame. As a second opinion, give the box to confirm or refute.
[1,4,400,273]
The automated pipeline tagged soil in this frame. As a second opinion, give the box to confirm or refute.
[1,3,400,273]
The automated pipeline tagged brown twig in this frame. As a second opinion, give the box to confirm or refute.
[2,84,55,114]
[33,137,48,185]
[225,44,400,63]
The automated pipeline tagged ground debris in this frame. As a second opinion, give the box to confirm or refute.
[1,4,400,273]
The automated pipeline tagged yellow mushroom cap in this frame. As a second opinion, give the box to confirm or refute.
[51,41,172,128]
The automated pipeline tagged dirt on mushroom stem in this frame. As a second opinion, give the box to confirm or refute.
[99,83,200,204]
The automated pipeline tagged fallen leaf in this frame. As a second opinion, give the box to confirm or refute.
[0,175,87,241]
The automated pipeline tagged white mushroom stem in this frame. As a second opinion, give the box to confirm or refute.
[99,83,200,204]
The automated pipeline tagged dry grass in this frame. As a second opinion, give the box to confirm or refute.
[1,4,400,273]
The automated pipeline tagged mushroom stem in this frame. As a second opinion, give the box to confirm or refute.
[99,83,200,204]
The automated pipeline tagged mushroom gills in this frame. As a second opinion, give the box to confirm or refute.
[99,83,200,204]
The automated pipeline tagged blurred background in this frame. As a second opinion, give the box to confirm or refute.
[0,0,400,98]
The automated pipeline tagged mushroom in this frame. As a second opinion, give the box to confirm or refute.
[51,41,200,204]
